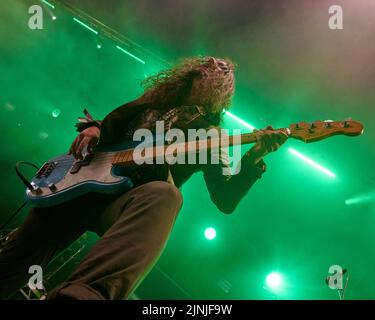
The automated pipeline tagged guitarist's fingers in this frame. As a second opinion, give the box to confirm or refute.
[276,130,289,144]
[87,137,99,154]
[260,134,273,152]
[264,132,284,152]
[272,142,281,151]
[69,134,84,158]
[76,137,90,160]
[270,131,287,147]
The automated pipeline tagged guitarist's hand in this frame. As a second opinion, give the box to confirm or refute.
[69,126,100,160]
[246,126,288,164]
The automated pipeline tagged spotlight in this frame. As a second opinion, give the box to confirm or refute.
[225,111,256,131]
[4,103,15,111]
[41,0,55,9]
[225,112,336,179]
[52,16,57,21]
[116,45,145,65]
[265,272,283,290]
[345,190,375,205]
[73,17,98,35]
[52,108,61,118]
[97,44,102,49]
[204,227,216,240]
[288,148,336,178]
[38,131,49,140]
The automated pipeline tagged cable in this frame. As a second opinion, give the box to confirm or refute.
[0,202,27,230]
[340,270,349,300]
[15,161,39,191]
[0,161,39,230]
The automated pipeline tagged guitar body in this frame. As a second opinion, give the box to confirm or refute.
[25,146,134,208]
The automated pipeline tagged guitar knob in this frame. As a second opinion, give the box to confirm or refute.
[48,183,57,192]
[310,123,316,129]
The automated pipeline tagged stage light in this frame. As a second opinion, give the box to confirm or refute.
[41,0,55,9]
[116,45,146,65]
[265,272,283,290]
[225,112,335,179]
[225,111,256,131]
[73,17,98,35]
[38,131,49,140]
[288,148,336,178]
[4,103,15,111]
[52,108,61,118]
[204,227,216,240]
[345,190,375,205]
[97,44,102,49]
[52,16,57,21]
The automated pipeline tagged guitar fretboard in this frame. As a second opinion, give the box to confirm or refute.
[111,132,258,165]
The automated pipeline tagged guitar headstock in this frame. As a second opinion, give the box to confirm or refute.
[288,120,364,143]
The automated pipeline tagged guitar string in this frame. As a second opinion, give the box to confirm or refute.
[47,134,255,167]
[49,140,242,166]
[51,145,224,167]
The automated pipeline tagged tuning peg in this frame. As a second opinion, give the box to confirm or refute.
[344,117,352,127]
[310,123,316,129]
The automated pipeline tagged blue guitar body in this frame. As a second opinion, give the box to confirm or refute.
[25,142,138,208]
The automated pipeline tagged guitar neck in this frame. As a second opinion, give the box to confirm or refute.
[109,118,364,165]
[111,132,261,165]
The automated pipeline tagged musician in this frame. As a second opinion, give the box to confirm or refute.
[0,57,287,299]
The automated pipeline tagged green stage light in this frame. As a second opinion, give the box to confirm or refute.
[226,112,335,179]
[204,227,216,240]
[116,45,146,65]
[41,0,55,9]
[288,148,336,178]
[52,16,57,21]
[225,111,255,131]
[345,190,375,205]
[38,131,49,140]
[52,108,61,118]
[266,272,282,290]
[73,17,98,35]
[97,44,102,49]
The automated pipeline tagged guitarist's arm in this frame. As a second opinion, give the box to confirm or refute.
[70,98,153,159]
[203,127,287,214]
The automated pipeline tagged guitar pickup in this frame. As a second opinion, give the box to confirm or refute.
[36,162,57,178]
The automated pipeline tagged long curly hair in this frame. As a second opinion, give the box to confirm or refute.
[140,56,236,116]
